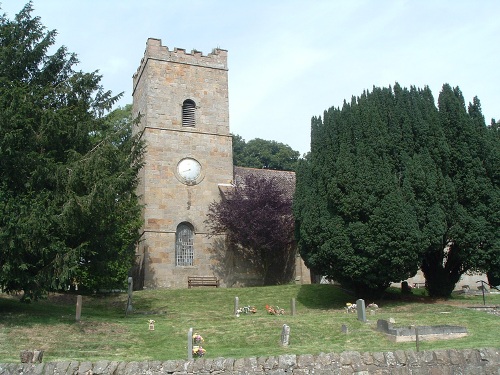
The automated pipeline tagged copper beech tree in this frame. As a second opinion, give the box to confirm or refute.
[205,173,296,285]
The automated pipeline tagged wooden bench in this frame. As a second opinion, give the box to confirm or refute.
[188,276,220,288]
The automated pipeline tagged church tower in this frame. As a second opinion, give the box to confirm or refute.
[132,38,233,288]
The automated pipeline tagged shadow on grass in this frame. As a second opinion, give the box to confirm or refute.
[296,284,352,309]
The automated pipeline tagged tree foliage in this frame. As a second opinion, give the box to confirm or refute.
[0,4,144,300]
[205,173,296,285]
[232,134,300,171]
[294,83,499,298]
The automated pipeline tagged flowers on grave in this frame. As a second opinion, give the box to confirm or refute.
[345,303,356,313]
[192,345,206,358]
[236,306,257,316]
[265,304,285,315]
[192,333,206,358]
[193,333,204,344]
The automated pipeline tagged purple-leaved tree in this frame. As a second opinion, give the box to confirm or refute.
[205,173,296,285]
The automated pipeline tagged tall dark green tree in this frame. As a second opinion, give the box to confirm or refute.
[294,83,499,298]
[419,86,499,296]
[232,134,300,171]
[0,4,144,300]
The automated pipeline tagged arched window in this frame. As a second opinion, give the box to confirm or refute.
[182,99,196,127]
[175,222,194,266]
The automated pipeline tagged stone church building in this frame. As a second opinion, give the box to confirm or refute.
[132,38,310,289]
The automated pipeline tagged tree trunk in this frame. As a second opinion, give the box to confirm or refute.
[421,246,464,298]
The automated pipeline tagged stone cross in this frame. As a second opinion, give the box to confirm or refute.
[281,324,290,346]
[356,299,366,322]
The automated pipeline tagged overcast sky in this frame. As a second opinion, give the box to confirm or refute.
[2,1,499,155]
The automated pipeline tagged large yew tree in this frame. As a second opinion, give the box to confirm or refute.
[0,4,144,300]
[294,83,499,298]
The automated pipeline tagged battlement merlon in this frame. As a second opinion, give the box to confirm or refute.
[132,38,228,93]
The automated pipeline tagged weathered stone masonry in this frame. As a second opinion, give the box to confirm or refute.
[1,348,499,374]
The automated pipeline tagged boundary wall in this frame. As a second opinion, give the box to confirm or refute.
[1,348,499,375]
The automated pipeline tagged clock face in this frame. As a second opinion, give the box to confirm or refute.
[177,158,202,184]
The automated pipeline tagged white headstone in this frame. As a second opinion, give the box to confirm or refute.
[281,324,290,346]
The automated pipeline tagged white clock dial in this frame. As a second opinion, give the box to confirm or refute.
[177,158,202,183]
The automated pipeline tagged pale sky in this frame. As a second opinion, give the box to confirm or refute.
[2,1,499,155]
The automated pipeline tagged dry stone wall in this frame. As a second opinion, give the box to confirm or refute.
[1,348,499,375]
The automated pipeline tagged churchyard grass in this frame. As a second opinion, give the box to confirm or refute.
[0,284,499,363]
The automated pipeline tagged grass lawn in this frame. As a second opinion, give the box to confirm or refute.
[0,284,499,363]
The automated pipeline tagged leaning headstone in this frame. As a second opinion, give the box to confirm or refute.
[76,295,82,322]
[187,327,193,360]
[126,277,133,314]
[20,350,33,363]
[356,299,366,322]
[341,324,349,334]
[32,350,44,363]
[281,324,290,346]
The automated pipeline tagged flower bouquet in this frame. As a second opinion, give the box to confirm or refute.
[192,333,206,358]
[265,304,285,315]
[192,345,206,358]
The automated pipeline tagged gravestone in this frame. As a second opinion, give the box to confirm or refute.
[76,295,82,321]
[290,298,296,316]
[234,296,239,316]
[187,327,193,360]
[341,324,349,334]
[126,277,133,314]
[281,324,290,346]
[356,299,366,322]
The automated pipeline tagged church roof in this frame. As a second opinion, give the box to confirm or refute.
[231,166,296,200]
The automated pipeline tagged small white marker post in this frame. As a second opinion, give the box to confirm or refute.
[187,327,193,360]
[75,295,82,322]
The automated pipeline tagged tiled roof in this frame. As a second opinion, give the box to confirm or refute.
[233,166,296,200]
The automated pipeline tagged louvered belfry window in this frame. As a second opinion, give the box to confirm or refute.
[175,223,194,266]
[182,99,196,127]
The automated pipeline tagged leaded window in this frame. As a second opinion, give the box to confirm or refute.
[175,223,194,266]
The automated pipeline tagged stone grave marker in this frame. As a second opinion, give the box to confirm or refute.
[126,277,133,315]
[356,299,366,322]
[187,327,193,360]
[281,324,290,346]
[234,296,239,316]
[341,324,349,334]
[76,295,82,321]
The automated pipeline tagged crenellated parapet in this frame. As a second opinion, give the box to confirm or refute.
[133,38,227,92]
